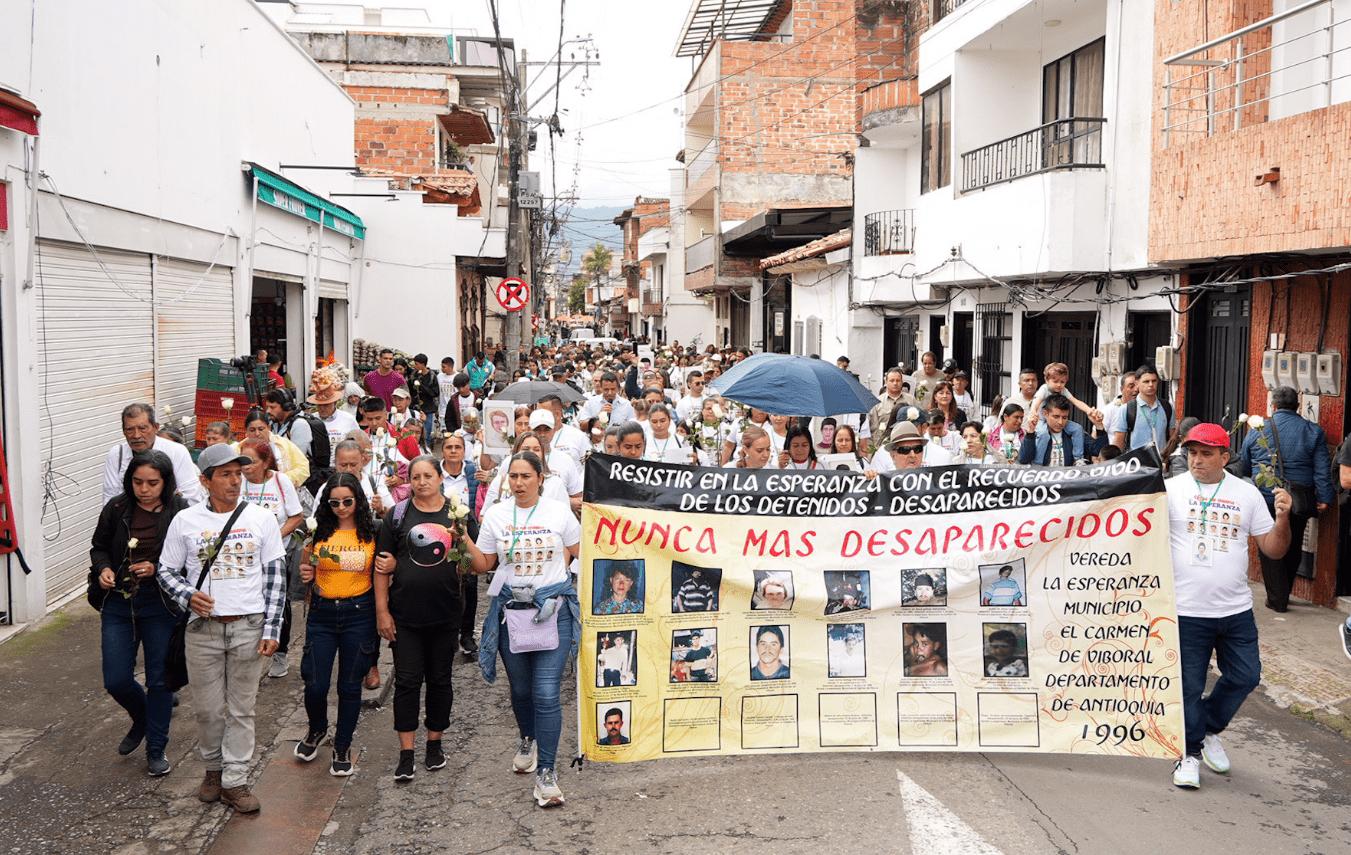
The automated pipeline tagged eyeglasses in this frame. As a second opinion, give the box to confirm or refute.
[327,497,356,508]
[891,445,924,456]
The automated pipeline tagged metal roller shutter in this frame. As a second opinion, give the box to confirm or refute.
[317,279,347,300]
[155,258,236,420]
[35,240,154,606]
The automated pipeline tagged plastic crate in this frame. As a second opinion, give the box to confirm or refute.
[197,358,268,393]
[193,389,253,448]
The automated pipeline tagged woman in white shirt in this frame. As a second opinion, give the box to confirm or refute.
[238,437,305,677]
[727,426,774,469]
[465,450,581,809]
[723,407,769,466]
[480,433,571,516]
[778,423,820,470]
[766,413,792,467]
[645,404,692,464]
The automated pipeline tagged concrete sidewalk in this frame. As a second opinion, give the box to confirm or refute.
[0,584,1347,855]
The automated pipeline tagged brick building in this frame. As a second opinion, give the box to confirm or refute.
[1152,0,1351,605]
[614,198,672,341]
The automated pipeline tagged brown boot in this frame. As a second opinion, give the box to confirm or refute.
[220,784,261,814]
[198,770,223,803]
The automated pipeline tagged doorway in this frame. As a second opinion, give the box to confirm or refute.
[1184,285,1251,426]
[1022,311,1097,429]
[884,315,920,374]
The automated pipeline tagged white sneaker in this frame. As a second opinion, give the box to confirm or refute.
[267,651,289,678]
[533,767,564,807]
[1173,755,1201,788]
[1201,733,1230,773]
[513,737,537,774]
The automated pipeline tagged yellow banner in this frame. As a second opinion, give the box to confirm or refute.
[578,455,1183,762]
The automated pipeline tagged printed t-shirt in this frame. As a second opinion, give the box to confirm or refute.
[241,473,301,529]
[160,501,285,616]
[322,409,361,465]
[1167,474,1274,618]
[311,528,375,599]
[376,498,464,627]
[476,497,580,591]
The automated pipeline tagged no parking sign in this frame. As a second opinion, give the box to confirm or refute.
[496,278,530,311]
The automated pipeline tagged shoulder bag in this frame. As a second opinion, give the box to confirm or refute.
[1267,414,1318,517]
[164,502,248,692]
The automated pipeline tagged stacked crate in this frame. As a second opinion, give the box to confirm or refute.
[194,359,268,450]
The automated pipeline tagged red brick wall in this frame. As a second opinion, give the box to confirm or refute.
[349,86,447,172]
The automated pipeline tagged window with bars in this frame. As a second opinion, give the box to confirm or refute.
[974,302,1013,420]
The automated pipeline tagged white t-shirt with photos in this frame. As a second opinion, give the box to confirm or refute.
[476,496,580,590]
[240,473,302,529]
[160,501,286,617]
[1166,474,1274,618]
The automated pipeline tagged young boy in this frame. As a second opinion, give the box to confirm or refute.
[1026,362,1102,430]
[984,629,1029,677]
[435,357,458,431]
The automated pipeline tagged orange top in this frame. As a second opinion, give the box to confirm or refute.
[312,528,375,599]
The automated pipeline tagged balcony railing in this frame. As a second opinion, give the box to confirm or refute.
[686,234,717,274]
[863,209,915,256]
[1162,0,1351,145]
[933,0,970,23]
[959,118,1106,193]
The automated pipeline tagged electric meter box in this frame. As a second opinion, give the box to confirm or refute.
[1316,352,1342,397]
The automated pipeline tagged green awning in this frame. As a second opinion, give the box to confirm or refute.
[246,163,365,240]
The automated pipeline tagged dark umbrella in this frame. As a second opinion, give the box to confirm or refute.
[490,379,585,406]
[708,354,878,416]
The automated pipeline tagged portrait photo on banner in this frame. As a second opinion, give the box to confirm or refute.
[670,628,718,683]
[592,558,646,615]
[596,701,632,746]
[483,400,515,452]
[750,624,791,680]
[982,622,1030,678]
[818,452,863,472]
[827,623,867,678]
[902,567,948,607]
[751,570,795,611]
[824,570,870,615]
[596,630,638,688]
[903,623,948,678]
[671,560,722,613]
[980,557,1027,607]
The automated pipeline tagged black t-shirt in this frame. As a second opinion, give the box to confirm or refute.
[377,499,464,628]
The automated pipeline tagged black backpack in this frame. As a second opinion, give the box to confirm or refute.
[1125,399,1173,438]
[286,411,332,491]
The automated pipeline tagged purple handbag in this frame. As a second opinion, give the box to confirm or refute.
[505,605,560,653]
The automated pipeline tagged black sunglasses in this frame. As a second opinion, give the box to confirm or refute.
[892,445,924,456]
[327,497,356,508]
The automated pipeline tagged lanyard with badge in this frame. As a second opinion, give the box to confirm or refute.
[1140,402,1160,446]
[1191,475,1223,566]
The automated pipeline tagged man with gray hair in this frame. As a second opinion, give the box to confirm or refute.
[102,403,202,504]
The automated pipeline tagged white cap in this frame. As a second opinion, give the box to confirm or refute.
[529,410,556,429]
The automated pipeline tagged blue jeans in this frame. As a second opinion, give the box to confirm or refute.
[1178,610,1262,757]
[497,608,575,770]
[101,588,177,754]
[301,592,379,750]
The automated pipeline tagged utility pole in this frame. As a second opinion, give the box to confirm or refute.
[503,51,527,373]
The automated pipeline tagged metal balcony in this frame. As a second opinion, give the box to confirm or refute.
[863,209,915,256]
[959,118,1106,193]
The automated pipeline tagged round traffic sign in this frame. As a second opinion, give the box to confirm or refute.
[496,277,530,311]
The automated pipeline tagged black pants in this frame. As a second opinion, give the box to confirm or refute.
[278,599,293,654]
[391,621,457,733]
[460,575,479,641]
[1260,510,1311,611]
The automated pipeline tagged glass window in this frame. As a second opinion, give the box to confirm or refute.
[921,81,952,194]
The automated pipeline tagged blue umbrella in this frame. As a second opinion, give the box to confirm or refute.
[708,354,878,416]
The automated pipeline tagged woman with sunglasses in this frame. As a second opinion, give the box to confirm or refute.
[238,438,305,678]
[374,456,467,782]
[463,450,581,808]
[293,472,379,777]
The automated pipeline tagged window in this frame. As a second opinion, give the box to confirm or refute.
[921,81,951,194]
[1042,39,1105,166]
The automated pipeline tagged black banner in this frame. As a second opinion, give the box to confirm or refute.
[584,448,1165,517]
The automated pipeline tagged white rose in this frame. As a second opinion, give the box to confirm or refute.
[1238,412,1249,423]
[598,412,610,426]
[220,397,235,411]
[181,416,192,428]
[126,537,139,549]
[163,405,172,417]
[711,404,724,420]
[306,517,318,532]
[454,505,469,519]
[1247,415,1265,429]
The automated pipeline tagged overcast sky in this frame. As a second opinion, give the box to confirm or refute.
[430,0,694,211]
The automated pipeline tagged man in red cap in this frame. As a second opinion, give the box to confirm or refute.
[1165,422,1291,790]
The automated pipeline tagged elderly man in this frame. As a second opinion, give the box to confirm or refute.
[1168,424,1291,789]
[1239,386,1334,612]
[157,444,287,813]
[102,403,202,504]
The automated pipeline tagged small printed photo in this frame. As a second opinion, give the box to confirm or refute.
[824,570,870,615]
[596,701,632,746]
[670,628,717,683]
[592,558,645,616]
[483,400,515,453]
[827,623,866,678]
[818,452,863,472]
[979,558,1026,607]
[1193,537,1212,566]
[983,623,1029,678]
[750,625,791,680]
[672,560,722,613]
[902,568,947,607]
[751,570,794,611]
[596,630,637,688]
[903,623,948,678]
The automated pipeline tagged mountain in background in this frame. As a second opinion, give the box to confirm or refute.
[550,205,625,274]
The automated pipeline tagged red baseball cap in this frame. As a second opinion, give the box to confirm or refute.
[1183,423,1231,449]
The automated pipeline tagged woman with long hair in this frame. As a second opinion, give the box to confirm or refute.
[723,406,769,466]
[645,404,691,464]
[293,472,379,777]
[730,426,774,469]
[1162,416,1201,478]
[778,423,820,470]
[830,424,865,467]
[89,450,190,777]
[481,431,571,514]
[928,381,967,431]
[374,456,469,782]
[464,450,582,808]
[238,438,306,678]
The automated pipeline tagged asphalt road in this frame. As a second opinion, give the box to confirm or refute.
[2,604,1349,855]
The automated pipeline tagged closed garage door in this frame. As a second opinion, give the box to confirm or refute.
[35,241,154,606]
[155,257,236,419]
